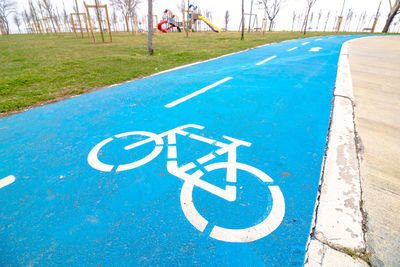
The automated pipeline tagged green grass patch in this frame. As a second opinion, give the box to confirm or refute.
[0,31,373,114]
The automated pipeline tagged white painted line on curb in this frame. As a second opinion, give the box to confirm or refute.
[288,47,298,51]
[302,41,310,45]
[0,175,16,189]
[165,77,233,108]
[309,47,323,52]
[256,56,277,66]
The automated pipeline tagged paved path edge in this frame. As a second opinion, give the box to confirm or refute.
[304,38,372,267]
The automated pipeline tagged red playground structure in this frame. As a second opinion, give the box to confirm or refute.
[157,9,182,33]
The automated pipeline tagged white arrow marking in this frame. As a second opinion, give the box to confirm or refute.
[0,175,16,189]
[309,47,323,52]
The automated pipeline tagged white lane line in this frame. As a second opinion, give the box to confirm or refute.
[256,56,277,66]
[315,38,323,41]
[0,175,16,189]
[288,47,298,51]
[309,47,323,52]
[302,42,310,45]
[165,77,232,108]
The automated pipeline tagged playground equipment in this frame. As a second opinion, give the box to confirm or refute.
[182,4,222,33]
[157,9,182,33]
[239,13,260,32]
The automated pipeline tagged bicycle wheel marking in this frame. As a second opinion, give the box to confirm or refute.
[88,124,285,243]
[180,162,285,243]
[209,186,285,243]
[88,137,114,172]
[88,131,164,173]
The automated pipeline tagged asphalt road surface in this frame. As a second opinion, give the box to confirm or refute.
[0,35,364,266]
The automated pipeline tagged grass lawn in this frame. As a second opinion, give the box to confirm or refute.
[0,31,369,115]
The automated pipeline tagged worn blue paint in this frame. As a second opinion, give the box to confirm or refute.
[0,35,364,266]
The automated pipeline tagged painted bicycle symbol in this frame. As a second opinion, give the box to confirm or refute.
[88,124,285,243]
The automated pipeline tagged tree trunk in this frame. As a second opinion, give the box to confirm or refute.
[382,2,400,32]
[303,11,310,34]
[186,0,189,37]
[269,19,274,31]
[248,0,254,33]
[241,0,244,40]
[147,0,154,55]
[74,0,84,38]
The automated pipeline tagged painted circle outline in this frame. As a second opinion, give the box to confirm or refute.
[180,162,285,243]
[88,131,163,172]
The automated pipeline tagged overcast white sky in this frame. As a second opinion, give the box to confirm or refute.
[8,0,399,33]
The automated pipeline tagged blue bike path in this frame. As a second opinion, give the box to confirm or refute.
[0,35,363,266]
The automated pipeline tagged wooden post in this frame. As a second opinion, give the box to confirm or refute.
[54,17,62,37]
[125,16,130,32]
[135,16,139,34]
[104,4,112,42]
[371,17,378,32]
[93,1,105,43]
[71,14,78,39]
[85,5,96,43]
[84,14,90,38]
[40,20,46,34]
[182,11,186,33]
[336,16,343,32]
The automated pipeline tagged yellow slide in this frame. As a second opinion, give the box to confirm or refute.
[198,15,222,33]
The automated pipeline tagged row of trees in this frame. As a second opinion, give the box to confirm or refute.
[1,0,400,36]
[250,0,400,34]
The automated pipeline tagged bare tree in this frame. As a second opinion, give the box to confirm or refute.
[323,11,330,31]
[316,9,322,30]
[37,0,45,20]
[110,0,140,32]
[94,0,105,42]
[309,12,314,30]
[260,0,285,31]
[13,12,20,33]
[241,0,244,40]
[147,0,153,55]
[73,0,84,37]
[302,0,317,34]
[61,1,70,32]
[343,9,353,31]
[224,10,229,31]
[0,0,16,35]
[177,0,185,12]
[28,0,41,33]
[356,11,366,32]
[111,9,118,31]
[41,0,57,33]
[297,12,304,30]
[383,0,400,32]
[22,8,31,32]
[291,11,296,31]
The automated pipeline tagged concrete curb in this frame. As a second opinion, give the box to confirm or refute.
[304,40,369,266]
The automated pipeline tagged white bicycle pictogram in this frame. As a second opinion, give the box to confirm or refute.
[88,124,285,243]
